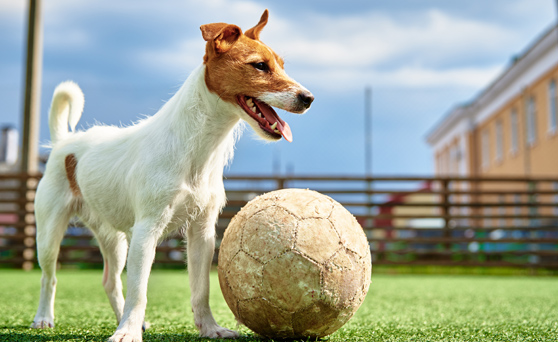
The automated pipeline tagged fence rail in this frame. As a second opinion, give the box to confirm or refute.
[1,173,557,269]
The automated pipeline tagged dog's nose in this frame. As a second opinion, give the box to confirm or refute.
[298,91,314,109]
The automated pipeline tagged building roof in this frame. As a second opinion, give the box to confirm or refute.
[425,23,558,146]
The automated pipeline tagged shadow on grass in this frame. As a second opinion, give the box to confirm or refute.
[0,326,107,342]
[0,326,274,342]
[0,327,206,342]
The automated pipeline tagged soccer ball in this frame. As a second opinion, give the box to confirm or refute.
[218,189,371,339]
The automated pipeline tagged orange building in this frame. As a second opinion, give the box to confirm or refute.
[426,25,558,178]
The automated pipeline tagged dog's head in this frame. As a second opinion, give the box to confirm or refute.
[200,9,313,142]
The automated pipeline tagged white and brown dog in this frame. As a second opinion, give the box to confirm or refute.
[30,10,313,341]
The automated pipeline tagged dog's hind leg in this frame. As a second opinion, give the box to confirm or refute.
[96,229,128,324]
[187,207,239,338]
[31,183,72,329]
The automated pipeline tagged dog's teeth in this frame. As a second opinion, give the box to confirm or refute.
[258,113,263,118]
[274,129,280,134]
[270,122,277,130]
[246,98,254,106]
[251,106,257,113]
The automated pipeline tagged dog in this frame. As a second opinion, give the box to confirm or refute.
[30,9,313,341]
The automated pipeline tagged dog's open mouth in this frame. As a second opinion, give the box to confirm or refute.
[236,95,292,142]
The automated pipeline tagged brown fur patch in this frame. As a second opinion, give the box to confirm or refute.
[202,12,297,105]
[65,154,81,196]
[245,9,268,40]
[204,35,294,104]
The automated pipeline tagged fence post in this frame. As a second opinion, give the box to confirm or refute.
[277,177,285,190]
[366,177,373,230]
[441,179,451,252]
[527,180,539,272]
[18,174,38,270]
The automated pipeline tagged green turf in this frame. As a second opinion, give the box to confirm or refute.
[0,269,556,341]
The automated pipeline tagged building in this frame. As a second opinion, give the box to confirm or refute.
[0,126,19,172]
[426,25,558,178]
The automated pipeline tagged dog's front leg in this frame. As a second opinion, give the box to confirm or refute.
[187,210,239,339]
[108,219,164,342]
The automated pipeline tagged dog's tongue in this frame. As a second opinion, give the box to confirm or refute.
[256,99,293,142]
[279,121,293,143]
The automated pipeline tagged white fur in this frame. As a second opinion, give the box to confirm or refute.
[31,65,246,341]
[48,81,84,143]
[259,88,308,113]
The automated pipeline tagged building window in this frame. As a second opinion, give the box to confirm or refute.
[510,108,519,154]
[526,96,537,145]
[495,119,503,162]
[438,150,450,175]
[481,129,490,169]
[549,80,557,134]
[449,144,461,175]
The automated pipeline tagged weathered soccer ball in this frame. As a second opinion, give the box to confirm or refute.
[218,189,371,339]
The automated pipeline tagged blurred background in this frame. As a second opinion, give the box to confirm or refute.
[1,0,556,175]
[1,0,558,272]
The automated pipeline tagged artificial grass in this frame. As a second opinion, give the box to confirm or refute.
[0,269,557,341]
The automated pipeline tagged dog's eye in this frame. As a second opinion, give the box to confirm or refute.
[252,62,269,72]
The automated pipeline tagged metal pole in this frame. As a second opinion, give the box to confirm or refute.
[21,0,43,174]
[20,0,43,271]
[364,87,373,226]
[364,86,372,177]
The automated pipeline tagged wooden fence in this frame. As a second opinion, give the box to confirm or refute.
[1,173,557,269]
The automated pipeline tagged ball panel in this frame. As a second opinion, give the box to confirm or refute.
[323,249,362,309]
[329,203,369,258]
[238,193,277,219]
[292,300,343,338]
[296,218,341,263]
[319,306,359,337]
[242,206,297,263]
[329,247,355,269]
[274,189,333,219]
[353,255,372,307]
[225,251,264,301]
[237,298,273,337]
[262,252,321,312]
[262,303,294,338]
[218,266,238,320]
[218,213,244,270]
[237,298,294,338]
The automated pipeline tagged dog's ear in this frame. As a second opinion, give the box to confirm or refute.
[245,9,268,40]
[200,23,242,54]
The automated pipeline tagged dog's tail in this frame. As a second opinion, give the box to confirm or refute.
[48,81,84,144]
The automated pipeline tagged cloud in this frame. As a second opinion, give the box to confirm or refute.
[46,29,90,48]
[129,5,517,92]
[292,64,504,92]
[137,39,206,76]
[0,0,25,15]
[265,9,516,68]
[374,65,504,88]
[2,0,550,93]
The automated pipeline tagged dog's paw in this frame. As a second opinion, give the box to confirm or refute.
[142,321,150,331]
[107,330,142,342]
[30,318,54,329]
[199,324,239,339]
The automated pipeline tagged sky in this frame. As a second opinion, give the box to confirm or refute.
[0,0,556,176]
